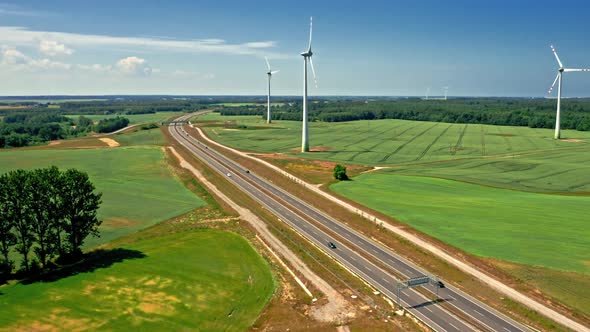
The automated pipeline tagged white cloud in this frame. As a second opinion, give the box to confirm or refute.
[1,47,71,71]
[116,56,152,76]
[0,26,283,57]
[39,40,73,56]
[1,47,28,65]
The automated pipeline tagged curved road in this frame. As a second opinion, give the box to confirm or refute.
[169,115,531,332]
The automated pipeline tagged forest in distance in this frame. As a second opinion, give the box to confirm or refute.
[220,97,590,131]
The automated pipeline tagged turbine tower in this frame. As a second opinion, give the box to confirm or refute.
[301,16,317,152]
[264,56,279,124]
[443,86,449,100]
[547,44,590,139]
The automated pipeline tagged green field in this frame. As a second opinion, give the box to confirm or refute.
[0,146,204,247]
[196,113,590,166]
[332,174,589,274]
[0,229,275,331]
[67,112,183,125]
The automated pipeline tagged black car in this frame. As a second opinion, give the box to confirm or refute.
[437,281,445,288]
[328,242,337,249]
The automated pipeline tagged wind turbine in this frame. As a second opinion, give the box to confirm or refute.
[265,56,279,124]
[443,86,449,100]
[301,16,317,152]
[547,44,590,139]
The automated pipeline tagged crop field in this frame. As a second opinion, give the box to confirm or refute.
[195,113,590,166]
[0,229,275,331]
[66,112,183,125]
[0,145,204,247]
[332,174,589,273]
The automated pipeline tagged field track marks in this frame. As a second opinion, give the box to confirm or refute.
[451,124,468,155]
[349,123,420,162]
[379,123,439,162]
[481,125,486,156]
[415,124,452,161]
[347,122,402,147]
[497,127,513,151]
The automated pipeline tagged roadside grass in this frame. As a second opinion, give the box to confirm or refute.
[491,259,590,317]
[66,112,184,125]
[330,174,589,275]
[0,146,204,247]
[0,228,275,332]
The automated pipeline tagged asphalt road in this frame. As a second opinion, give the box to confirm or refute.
[169,116,531,332]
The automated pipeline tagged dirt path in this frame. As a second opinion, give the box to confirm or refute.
[167,146,355,324]
[192,126,589,332]
[98,138,120,147]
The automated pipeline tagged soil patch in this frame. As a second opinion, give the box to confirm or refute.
[99,138,120,147]
[560,139,585,143]
[289,146,333,153]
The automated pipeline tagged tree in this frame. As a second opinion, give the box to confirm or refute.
[60,169,102,257]
[0,174,16,274]
[4,170,34,271]
[333,164,349,181]
[28,167,61,268]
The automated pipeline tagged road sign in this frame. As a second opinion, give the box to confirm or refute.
[406,276,430,287]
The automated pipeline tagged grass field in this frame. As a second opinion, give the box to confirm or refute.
[0,146,204,247]
[66,112,184,125]
[331,174,589,274]
[195,113,590,166]
[0,229,275,331]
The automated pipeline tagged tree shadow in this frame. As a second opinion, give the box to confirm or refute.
[408,298,449,309]
[20,248,146,285]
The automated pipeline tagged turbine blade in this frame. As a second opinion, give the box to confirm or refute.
[548,73,559,94]
[309,57,318,88]
[564,68,590,72]
[551,44,564,68]
[265,56,271,71]
[308,16,313,51]
[271,70,280,74]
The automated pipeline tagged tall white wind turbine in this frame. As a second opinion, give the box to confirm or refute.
[547,44,590,139]
[301,16,318,152]
[265,56,279,124]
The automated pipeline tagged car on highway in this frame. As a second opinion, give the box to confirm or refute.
[437,281,445,288]
[227,173,232,177]
[328,241,337,249]
[245,170,250,173]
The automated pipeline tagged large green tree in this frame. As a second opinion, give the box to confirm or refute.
[0,174,16,273]
[4,170,34,271]
[61,169,102,257]
[28,167,61,268]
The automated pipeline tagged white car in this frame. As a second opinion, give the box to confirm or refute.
[227,173,232,177]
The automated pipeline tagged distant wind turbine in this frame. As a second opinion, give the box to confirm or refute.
[301,16,318,153]
[265,56,279,124]
[547,44,590,139]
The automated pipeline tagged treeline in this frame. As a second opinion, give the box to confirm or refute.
[218,98,590,131]
[0,113,130,148]
[0,167,102,279]
[56,100,209,115]
[94,116,130,133]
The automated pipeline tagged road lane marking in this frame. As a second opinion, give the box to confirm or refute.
[474,309,485,316]
[425,307,433,313]
[449,323,458,330]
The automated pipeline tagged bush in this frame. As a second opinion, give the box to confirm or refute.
[333,164,349,181]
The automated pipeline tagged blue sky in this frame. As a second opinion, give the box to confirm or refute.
[1,0,589,96]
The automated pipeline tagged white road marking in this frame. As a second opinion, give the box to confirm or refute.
[425,307,433,313]
[474,309,485,316]
[449,323,458,330]
[504,328,511,332]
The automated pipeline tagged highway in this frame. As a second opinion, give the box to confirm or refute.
[169,114,531,332]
